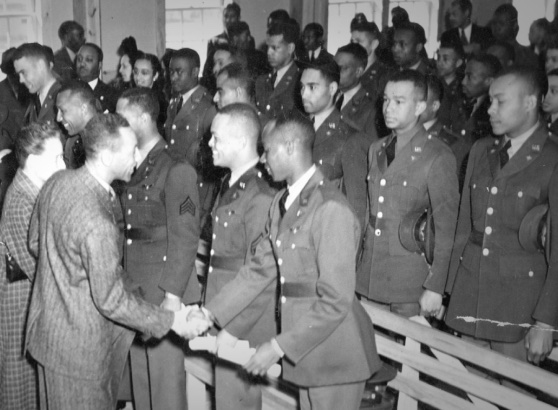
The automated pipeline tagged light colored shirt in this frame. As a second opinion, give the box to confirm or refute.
[66,47,76,63]
[462,23,472,43]
[86,163,115,198]
[284,164,317,210]
[313,106,335,131]
[181,85,200,107]
[229,157,260,187]
[39,79,57,105]
[274,61,293,88]
[341,83,361,109]
[423,119,437,131]
[505,122,539,159]
[309,47,322,61]
[88,78,99,91]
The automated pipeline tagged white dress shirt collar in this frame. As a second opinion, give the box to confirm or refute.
[229,157,260,187]
[88,78,99,91]
[341,83,361,109]
[285,165,317,210]
[312,106,335,131]
[182,85,200,105]
[505,122,539,159]
[274,61,293,88]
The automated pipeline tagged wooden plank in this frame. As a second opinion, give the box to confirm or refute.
[389,374,479,410]
[362,300,558,399]
[398,336,420,410]
[376,335,556,410]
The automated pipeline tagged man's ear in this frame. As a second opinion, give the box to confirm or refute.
[524,94,538,113]
[100,149,113,168]
[415,100,427,117]
[288,43,296,56]
[192,66,200,79]
[456,58,463,69]
[285,139,295,155]
[329,81,339,98]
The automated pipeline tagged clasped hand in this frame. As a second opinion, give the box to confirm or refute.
[170,304,213,339]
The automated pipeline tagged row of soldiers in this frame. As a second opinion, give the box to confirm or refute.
[2,1,558,409]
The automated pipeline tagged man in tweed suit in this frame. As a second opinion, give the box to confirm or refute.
[25,114,208,410]
[116,88,201,410]
[14,43,61,128]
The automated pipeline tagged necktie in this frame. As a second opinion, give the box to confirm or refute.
[310,51,315,62]
[219,173,231,198]
[499,140,511,168]
[270,71,278,90]
[34,94,41,116]
[176,96,184,113]
[460,29,468,46]
[464,98,476,118]
[335,93,344,111]
[278,189,289,218]
[386,136,397,166]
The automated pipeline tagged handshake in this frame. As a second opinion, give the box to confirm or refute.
[170,304,214,339]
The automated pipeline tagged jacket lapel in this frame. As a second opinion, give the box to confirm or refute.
[175,86,207,120]
[383,126,428,176]
[271,63,297,98]
[38,81,61,121]
[314,110,341,147]
[496,124,547,180]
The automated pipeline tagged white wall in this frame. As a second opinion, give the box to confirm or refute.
[235,0,291,47]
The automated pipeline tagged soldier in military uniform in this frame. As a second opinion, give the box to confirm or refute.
[56,81,101,169]
[392,22,434,75]
[435,41,465,130]
[76,43,119,114]
[203,103,276,410]
[213,63,255,111]
[543,68,558,135]
[300,59,369,231]
[421,75,471,191]
[255,22,302,122]
[165,48,219,269]
[446,67,558,369]
[357,70,459,318]
[116,88,201,410]
[334,42,379,141]
[457,54,501,145]
[14,43,61,128]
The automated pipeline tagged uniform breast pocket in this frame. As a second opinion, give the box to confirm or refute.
[502,184,540,227]
[386,176,421,213]
[469,177,491,220]
[288,231,317,278]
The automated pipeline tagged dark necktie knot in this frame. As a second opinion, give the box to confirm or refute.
[386,136,397,166]
[176,96,184,112]
[220,173,231,197]
[460,28,468,45]
[270,72,278,89]
[499,140,512,168]
[279,189,289,218]
[335,93,345,111]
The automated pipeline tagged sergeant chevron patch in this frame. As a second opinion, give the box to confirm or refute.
[180,196,196,216]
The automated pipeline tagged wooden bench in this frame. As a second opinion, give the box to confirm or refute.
[184,300,558,409]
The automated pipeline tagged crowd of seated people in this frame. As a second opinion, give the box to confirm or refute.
[2,1,558,409]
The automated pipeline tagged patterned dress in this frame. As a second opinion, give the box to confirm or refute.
[0,169,40,409]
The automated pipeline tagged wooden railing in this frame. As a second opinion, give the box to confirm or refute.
[184,300,558,410]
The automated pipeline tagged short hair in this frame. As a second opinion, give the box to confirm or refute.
[58,20,84,41]
[336,43,368,69]
[119,87,160,122]
[487,40,515,64]
[229,21,250,38]
[391,6,410,26]
[58,80,102,113]
[0,47,17,75]
[271,109,315,151]
[452,0,472,16]
[303,23,324,39]
[494,4,518,24]
[350,14,381,39]
[468,53,502,78]
[218,103,261,141]
[425,74,444,103]
[267,21,299,45]
[82,114,130,159]
[13,43,51,65]
[172,48,201,69]
[439,40,465,59]
[386,69,428,101]
[395,22,427,45]
[224,2,241,17]
[15,123,62,168]
[304,60,340,85]
[496,65,543,103]
[268,9,290,24]
[217,62,255,99]
[81,42,104,63]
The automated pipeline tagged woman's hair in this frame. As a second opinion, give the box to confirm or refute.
[135,51,165,93]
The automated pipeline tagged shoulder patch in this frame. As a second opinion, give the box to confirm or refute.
[180,196,196,216]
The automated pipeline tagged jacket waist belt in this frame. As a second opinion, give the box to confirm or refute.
[282,282,316,297]
[469,229,484,246]
[126,226,167,241]
[209,255,245,271]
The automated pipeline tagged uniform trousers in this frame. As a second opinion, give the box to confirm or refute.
[298,381,365,410]
[215,359,262,410]
[129,334,187,410]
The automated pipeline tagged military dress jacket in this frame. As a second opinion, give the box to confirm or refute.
[92,79,119,113]
[445,124,558,342]
[204,165,276,346]
[207,168,381,387]
[313,109,370,231]
[438,76,465,131]
[120,140,201,306]
[255,62,302,121]
[457,95,493,146]
[357,125,459,303]
[53,47,77,83]
[24,81,61,127]
[360,60,388,101]
[340,85,379,142]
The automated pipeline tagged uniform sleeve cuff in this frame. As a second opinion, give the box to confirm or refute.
[270,338,285,358]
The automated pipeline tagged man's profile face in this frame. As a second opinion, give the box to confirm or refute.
[335,52,362,92]
[170,57,198,95]
[260,124,289,182]
[14,56,46,94]
[488,74,530,137]
[300,68,335,115]
[76,45,101,83]
[462,60,490,99]
[209,114,239,168]
[350,30,376,56]
[116,98,143,137]
[449,4,468,29]
[223,9,239,31]
[436,48,461,79]
[213,73,242,110]
[545,49,558,74]
[392,29,420,68]
[383,80,423,133]
[302,29,319,52]
[111,127,139,182]
[35,137,66,181]
[543,75,558,115]
[66,28,85,53]
[56,90,88,136]
[213,50,233,77]
[267,34,292,70]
